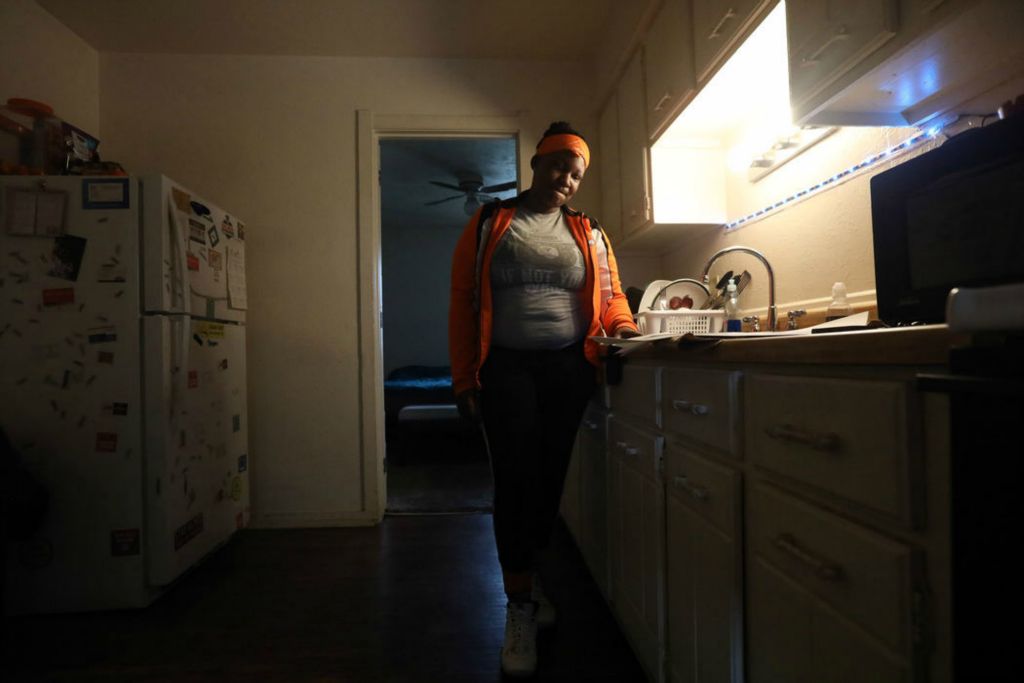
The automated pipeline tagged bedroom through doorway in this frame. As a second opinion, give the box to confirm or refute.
[379,136,519,514]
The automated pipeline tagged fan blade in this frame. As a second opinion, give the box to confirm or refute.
[479,180,517,193]
[429,180,464,192]
[424,194,463,206]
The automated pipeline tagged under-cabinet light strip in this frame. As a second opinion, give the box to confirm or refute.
[725,126,937,230]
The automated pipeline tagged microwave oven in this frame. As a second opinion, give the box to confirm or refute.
[870,114,1024,325]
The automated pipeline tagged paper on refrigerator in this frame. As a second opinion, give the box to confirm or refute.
[226,243,247,310]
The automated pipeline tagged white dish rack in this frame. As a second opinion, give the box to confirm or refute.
[638,309,725,335]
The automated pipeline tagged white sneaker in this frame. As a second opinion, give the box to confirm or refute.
[501,600,538,678]
[531,575,556,627]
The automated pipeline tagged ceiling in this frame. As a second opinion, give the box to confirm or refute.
[380,137,519,231]
[37,0,615,60]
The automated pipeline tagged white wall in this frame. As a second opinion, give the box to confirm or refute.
[0,0,99,158]
[97,52,598,526]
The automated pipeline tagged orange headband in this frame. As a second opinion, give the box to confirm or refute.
[536,133,591,169]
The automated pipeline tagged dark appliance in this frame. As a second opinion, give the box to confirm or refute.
[870,114,1024,325]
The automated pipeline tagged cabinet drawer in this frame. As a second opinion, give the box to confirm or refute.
[663,367,741,458]
[665,444,740,538]
[609,417,663,482]
[611,363,661,428]
[748,483,917,653]
[746,374,915,523]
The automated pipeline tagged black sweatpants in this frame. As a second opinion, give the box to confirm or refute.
[479,342,596,573]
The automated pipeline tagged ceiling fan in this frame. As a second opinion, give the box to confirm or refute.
[425,172,517,215]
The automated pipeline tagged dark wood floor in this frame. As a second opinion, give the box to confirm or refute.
[2,514,646,682]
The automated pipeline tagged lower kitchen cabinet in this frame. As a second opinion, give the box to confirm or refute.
[578,405,610,597]
[666,445,743,683]
[610,415,667,682]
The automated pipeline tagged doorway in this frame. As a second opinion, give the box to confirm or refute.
[378,135,519,513]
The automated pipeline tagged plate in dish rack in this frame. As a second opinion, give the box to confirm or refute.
[651,279,710,311]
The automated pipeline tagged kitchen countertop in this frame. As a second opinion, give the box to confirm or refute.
[620,324,964,366]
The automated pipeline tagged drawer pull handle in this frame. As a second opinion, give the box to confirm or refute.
[708,8,737,39]
[672,399,710,416]
[801,25,850,67]
[654,92,673,111]
[773,533,844,581]
[616,441,639,456]
[765,424,840,452]
[583,420,598,430]
[673,475,708,501]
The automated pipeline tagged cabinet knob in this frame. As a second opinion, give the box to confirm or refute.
[765,424,840,452]
[773,533,844,582]
[673,475,709,501]
[672,399,710,416]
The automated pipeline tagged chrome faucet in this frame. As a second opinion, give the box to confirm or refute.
[700,246,777,332]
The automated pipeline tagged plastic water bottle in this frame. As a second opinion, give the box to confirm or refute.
[724,278,742,332]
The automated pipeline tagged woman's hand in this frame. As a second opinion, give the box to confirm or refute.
[614,327,641,339]
[455,388,482,423]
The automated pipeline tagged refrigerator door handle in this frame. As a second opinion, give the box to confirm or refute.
[167,192,189,311]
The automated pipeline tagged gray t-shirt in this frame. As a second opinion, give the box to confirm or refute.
[489,208,587,349]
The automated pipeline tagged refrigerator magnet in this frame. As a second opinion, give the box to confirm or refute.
[87,325,117,344]
[41,287,75,306]
[186,253,199,271]
[82,178,129,209]
[172,187,191,213]
[207,225,220,247]
[219,358,229,370]
[95,432,118,452]
[97,262,127,282]
[221,216,234,238]
[110,529,141,557]
[188,219,206,244]
[208,250,223,270]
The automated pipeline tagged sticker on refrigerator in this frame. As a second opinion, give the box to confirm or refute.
[238,221,245,241]
[41,287,74,306]
[173,513,204,550]
[87,325,117,344]
[110,529,141,556]
[190,200,211,218]
[207,225,220,247]
[186,252,199,271]
[221,216,234,238]
[48,234,87,281]
[82,178,130,209]
[188,219,206,244]
[95,432,118,452]
[208,249,223,270]
[238,453,247,471]
[230,476,243,502]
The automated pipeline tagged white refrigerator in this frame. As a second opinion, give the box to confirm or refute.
[0,174,249,614]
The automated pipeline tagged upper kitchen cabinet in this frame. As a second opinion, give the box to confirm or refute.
[644,0,697,141]
[786,0,900,124]
[598,93,625,246]
[619,49,653,237]
[790,0,1024,126]
[692,0,773,82]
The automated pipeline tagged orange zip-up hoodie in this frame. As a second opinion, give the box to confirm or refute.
[449,195,637,396]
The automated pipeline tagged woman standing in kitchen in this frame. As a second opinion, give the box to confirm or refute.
[449,121,639,677]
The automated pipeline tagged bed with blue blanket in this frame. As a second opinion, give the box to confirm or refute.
[384,365,480,462]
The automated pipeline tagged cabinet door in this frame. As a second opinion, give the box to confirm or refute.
[787,0,899,121]
[598,94,624,247]
[561,435,582,541]
[666,447,743,683]
[692,0,764,82]
[644,0,697,140]
[579,417,609,595]
[747,557,912,683]
[617,49,652,236]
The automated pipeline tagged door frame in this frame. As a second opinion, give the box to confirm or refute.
[356,111,525,520]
